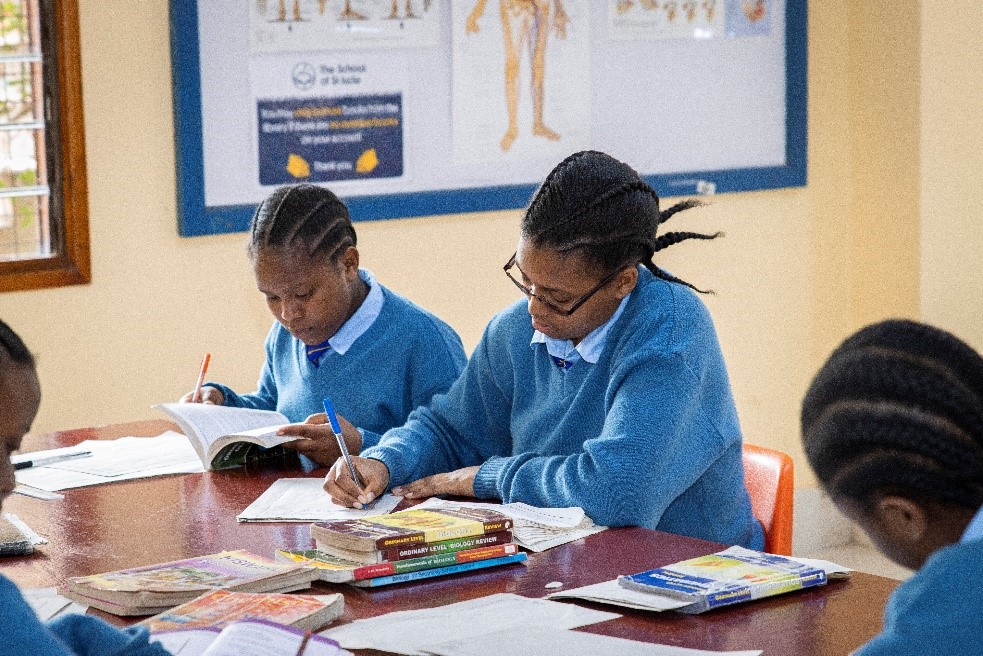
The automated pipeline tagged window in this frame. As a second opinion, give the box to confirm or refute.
[0,0,89,292]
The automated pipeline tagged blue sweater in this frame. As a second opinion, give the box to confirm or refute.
[0,575,169,656]
[210,284,467,449]
[363,268,763,548]
[855,538,983,656]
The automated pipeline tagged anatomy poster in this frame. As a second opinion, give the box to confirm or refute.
[250,0,441,52]
[608,1,724,40]
[451,1,590,164]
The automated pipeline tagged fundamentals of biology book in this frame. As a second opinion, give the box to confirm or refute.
[157,403,294,470]
[617,546,831,614]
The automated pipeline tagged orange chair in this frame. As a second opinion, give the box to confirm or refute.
[742,443,795,555]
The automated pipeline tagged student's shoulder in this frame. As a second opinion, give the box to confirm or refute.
[618,271,717,357]
[378,284,455,331]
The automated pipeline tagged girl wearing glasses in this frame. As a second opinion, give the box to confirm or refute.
[324,151,762,548]
[179,184,467,464]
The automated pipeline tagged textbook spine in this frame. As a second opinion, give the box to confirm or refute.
[350,552,527,588]
[372,518,512,549]
[379,530,513,561]
[351,543,520,581]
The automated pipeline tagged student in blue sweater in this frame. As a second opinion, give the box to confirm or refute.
[179,184,467,462]
[324,151,763,547]
[801,319,983,655]
[0,320,169,656]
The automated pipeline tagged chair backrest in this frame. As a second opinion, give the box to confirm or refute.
[742,443,795,555]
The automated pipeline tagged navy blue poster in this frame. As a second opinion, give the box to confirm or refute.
[257,93,403,185]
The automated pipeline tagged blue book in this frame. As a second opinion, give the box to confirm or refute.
[617,546,828,614]
[350,552,528,588]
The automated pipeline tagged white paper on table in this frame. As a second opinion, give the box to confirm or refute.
[14,432,205,491]
[12,485,64,500]
[546,578,692,611]
[236,479,401,522]
[23,587,87,620]
[154,620,343,656]
[321,593,620,655]
[152,628,222,655]
[424,626,762,656]
[412,497,608,552]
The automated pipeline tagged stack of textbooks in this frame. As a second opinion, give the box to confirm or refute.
[279,507,526,587]
[616,546,832,614]
[62,549,316,615]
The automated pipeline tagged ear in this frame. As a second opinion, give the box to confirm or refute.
[873,495,930,545]
[340,246,360,279]
[613,266,638,299]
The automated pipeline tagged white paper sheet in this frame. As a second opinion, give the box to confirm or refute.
[411,497,607,552]
[236,478,401,522]
[22,587,87,620]
[14,432,205,491]
[424,626,762,656]
[321,593,620,656]
[546,579,691,611]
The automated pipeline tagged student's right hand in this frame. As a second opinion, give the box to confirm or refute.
[178,386,224,405]
[323,456,390,509]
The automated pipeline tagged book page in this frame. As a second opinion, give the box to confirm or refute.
[237,478,401,522]
[546,579,691,612]
[205,619,341,656]
[157,403,290,457]
[152,628,221,655]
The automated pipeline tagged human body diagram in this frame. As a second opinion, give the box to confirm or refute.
[466,1,569,152]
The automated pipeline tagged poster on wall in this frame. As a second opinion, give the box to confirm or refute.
[172,0,806,236]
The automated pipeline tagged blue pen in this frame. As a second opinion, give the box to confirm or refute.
[323,398,365,491]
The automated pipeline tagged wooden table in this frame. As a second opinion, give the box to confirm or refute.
[2,420,898,655]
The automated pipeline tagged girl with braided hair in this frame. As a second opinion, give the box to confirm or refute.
[802,319,983,655]
[324,151,762,547]
[178,184,466,465]
[0,320,170,656]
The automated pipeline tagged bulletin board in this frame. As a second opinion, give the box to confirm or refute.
[170,0,806,237]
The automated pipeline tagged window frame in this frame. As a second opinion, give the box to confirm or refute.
[0,0,89,293]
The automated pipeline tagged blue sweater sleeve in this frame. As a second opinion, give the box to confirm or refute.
[0,576,169,656]
[361,323,511,488]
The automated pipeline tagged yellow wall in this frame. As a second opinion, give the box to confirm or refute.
[3,1,978,489]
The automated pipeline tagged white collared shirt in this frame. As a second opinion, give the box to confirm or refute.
[324,268,384,356]
[530,291,632,365]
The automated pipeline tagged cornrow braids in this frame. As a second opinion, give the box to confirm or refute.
[801,320,983,511]
[248,184,356,261]
[521,151,721,293]
[0,319,34,370]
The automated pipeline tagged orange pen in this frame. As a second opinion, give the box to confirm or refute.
[191,353,211,403]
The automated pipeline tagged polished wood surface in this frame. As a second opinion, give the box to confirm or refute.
[2,421,899,655]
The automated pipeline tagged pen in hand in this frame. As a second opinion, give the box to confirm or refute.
[322,398,364,493]
[191,353,211,403]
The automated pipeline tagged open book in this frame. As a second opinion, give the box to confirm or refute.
[157,403,295,470]
[152,618,342,656]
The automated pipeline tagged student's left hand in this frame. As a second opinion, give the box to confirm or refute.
[276,412,362,466]
[392,466,480,499]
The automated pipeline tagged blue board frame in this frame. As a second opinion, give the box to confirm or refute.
[170,1,807,237]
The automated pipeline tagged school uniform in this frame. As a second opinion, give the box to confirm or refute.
[209,269,467,448]
[362,267,764,548]
[854,505,983,656]
[0,575,168,656]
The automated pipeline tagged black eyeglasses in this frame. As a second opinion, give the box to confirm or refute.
[503,252,627,316]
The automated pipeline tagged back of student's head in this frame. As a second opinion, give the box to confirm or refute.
[0,319,34,375]
[248,184,356,261]
[801,319,983,512]
[521,150,721,292]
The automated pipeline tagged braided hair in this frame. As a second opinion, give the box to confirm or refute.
[521,151,721,293]
[248,184,356,261]
[0,319,34,371]
[801,319,983,511]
